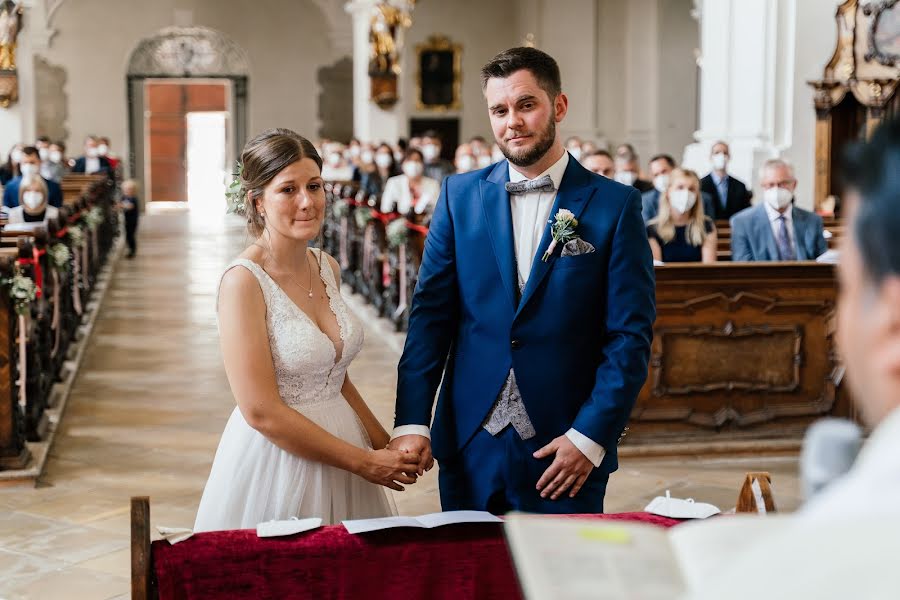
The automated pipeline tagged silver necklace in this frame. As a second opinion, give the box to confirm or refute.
[256,243,317,298]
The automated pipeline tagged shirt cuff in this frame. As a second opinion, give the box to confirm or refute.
[565,428,605,468]
[391,425,431,441]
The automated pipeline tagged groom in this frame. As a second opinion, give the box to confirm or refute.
[389,47,655,514]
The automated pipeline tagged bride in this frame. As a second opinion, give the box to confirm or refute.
[194,128,419,531]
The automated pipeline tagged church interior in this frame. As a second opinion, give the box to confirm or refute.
[0,0,898,598]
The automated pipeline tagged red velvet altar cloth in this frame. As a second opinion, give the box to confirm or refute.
[153,512,680,600]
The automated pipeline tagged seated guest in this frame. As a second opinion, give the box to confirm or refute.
[701,141,752,220]
[40,140,68,183]
[583,149,616,179]
[359,143,398,198]
[454,143,477,174]
[2,146,63,208]
[581,140,599,157]
[351,143,376,182]
[320,145,354,181]
[7,175,59,224]
[800,118,900,519]
[35,136,51,162]
[641,154,716,223]
[614,153,653,193]
[0,144,23,185]
[420,131,454,183]
[730,159,826,261]
[469,136,493,169]
[97,136,120,172]
[646,168,717,263]
[379,148,440,222]
[564,136,583,162]
[71,135,113,176]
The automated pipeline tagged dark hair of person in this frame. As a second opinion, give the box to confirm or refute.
[21,146,40,159]
[53,141,66,152]
[587,149,614,160]
[404,148,424,162]
[480,47,562,100]
[239,128,322,237]
[397,138,408,151]
[841,117,900,284]
[650,154,676,168]
[469,135,487,144]
[37,135,51,144]
[422,130,441,141]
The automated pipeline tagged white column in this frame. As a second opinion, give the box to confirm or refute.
[683,0,801,205]
[345,0,412,143]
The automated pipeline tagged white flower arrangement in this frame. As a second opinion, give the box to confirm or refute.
[386,217,409,248]
[67,225,84,247]
[83,206,104,229]
[49,243,71,272]
[5,273,36,316]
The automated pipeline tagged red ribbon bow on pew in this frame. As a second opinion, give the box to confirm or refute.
[16,248,46,298]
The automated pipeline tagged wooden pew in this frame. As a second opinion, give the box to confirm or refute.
[620,262,852,456]
[60,174,107,207]
[0,252,29,469]
[714,218,844,261]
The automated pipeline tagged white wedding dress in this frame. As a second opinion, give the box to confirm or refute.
[194,250,396,531]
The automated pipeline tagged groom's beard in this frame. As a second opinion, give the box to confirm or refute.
[499,114,556,168]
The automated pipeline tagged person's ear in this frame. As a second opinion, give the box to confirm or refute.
[555,92,568,123]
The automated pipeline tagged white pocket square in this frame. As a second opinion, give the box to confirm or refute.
[561,238,595,257]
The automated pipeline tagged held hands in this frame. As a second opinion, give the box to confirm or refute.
[357,448,421,491]
[534,435,594,500]
[387,434,434,476]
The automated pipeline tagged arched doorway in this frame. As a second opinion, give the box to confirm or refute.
[126,26,250,207]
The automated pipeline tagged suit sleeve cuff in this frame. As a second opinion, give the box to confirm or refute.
[565,428,605,467]
[391,425,431,441]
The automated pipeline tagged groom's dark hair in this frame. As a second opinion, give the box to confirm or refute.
[480,47,561,100]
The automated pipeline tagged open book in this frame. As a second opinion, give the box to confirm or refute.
[504,513,790,599]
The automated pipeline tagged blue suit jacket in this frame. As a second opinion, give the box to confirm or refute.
[71,156,114,177]
[641,189,716,224]
[2,176,63,208]
[394,158,656,473]
[730,203,828,261]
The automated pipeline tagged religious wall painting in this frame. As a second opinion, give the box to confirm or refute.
[415,35,461,112]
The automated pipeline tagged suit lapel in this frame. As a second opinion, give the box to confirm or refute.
[516,159,594,318]
[480,163,518,309]
[756,206,779,260]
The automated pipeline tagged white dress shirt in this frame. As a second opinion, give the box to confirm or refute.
[379,174,440,215]
[85,157,101,174]
[392,151,606,467]
[764,201,796,256]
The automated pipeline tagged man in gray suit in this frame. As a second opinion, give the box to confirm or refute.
[730,159,827,261]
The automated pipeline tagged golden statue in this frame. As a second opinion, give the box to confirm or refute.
[0,0,23,71]
[368,1,414,109]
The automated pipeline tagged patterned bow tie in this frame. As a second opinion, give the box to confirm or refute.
[505,174,555,195]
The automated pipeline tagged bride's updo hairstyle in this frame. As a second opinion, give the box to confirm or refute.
[239,128,322,237]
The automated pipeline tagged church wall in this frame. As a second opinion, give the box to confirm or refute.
[38,0,332,171]
[400,0,518,142]
[656,0,699,160]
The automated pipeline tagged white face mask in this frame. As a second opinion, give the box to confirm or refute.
[327,153,342,167]
[349,145,361,158]
[86,147,99,158]
[421,144,439,162]
[49,150,62,163]
[402,161,424,178]
[456,155,475,173]
[19,163,38,178]
[711,152,728,171]
[568,147,583,161]
[615,171,636,186]
[477,155,493,169]
[38,148,49,161]
[669,189,696,215]
[360,151,374,165]
[23,191,44,210]
[97,144,109,156]
[653,173,671,193]
[10,149,23,163]
[764,187,793,210]
[375,153,393,169]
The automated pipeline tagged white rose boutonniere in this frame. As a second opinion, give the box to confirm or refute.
[542,208,580,262]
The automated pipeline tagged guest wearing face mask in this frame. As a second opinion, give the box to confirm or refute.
[71,136,113,176]
[468,136,492,169]
[700,141,752,220]
[35,136,51,162]
[564,136,584,162]
[360,143,399,198]
[0,143,24,185]
[420,131,454,183]
[379,148,440,223]
[646,168,717,263]
[3,146,63,208]
[730,159,827,261]
[7,175,59,224]
[320,145,354,181]
[352,143,376,182]
[641,154,716,224]
[583,149,616,179]
[97,136,120,173]
[41,140,68,183]
[614,153,653,193]
[454,143,477,174]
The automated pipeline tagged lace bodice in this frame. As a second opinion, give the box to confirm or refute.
[219,250,364,409]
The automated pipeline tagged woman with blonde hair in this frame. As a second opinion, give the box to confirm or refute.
[8,175,58,224]
[647,168,718,263]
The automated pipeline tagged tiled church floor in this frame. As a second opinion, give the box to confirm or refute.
[0,208,801,599]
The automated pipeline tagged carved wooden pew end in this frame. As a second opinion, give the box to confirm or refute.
[735,471,777,514]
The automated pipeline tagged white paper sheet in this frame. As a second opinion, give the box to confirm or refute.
[256,517,323,538]
[342,510,502,534]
